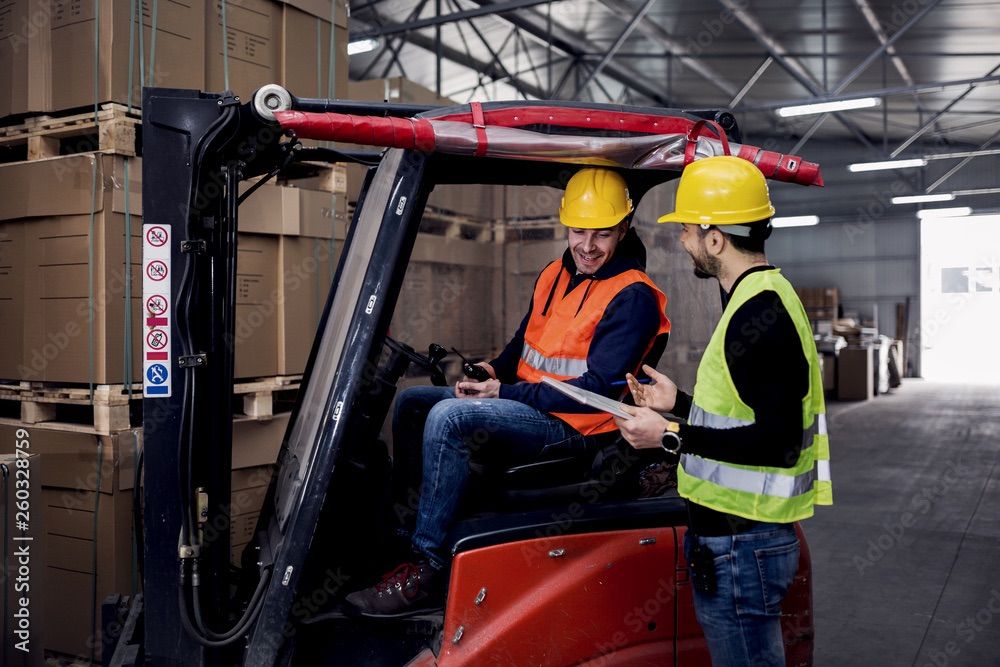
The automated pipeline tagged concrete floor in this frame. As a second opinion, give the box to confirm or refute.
[807,379,1000,666]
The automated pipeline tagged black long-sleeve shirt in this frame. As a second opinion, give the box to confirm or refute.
[673,265,809,535]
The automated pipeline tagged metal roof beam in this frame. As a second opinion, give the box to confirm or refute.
[463,0,670,105]
[596,0,739,100]
[926,127,1000,192]
[374,20,550,100]
[351,0,555,39]
[890,62,1000,157]
[716,0,876,152]
[572,0,656,99]
[734,74,1000,112]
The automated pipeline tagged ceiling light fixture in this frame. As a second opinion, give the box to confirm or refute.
[847,158,927,172]
[891,194,956,205]
[772,215,820,228]
[915,207,973,219]
[776,97,880,118]
[347,38,380,56]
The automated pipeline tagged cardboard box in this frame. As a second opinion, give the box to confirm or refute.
[0,422,136,661]
[230,463,272,564]
[277,235,338,374]
[837,346,873,401]
[238,182,347,238]
[206,0,348,101]
[390,234,501,355]
[0,0,51,118]
[41,486,133,660]
[820,352,835,392]
[0,221,26,378]
[0,153,142,384]
[234,233,281,377]
[0,154,327,381]
[1,452,46,667]
[231,411,288,469]
[48,0,206,113]
[0,421,137,493]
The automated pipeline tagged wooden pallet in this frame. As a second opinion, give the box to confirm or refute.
[0,103,140,161]
[233,375,302,419]
[0,381,139,434]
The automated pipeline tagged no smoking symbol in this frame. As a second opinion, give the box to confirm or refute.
[147,329,168,350]
[146,226,168,247]
[147,260,168,281]
[146,295,168,316]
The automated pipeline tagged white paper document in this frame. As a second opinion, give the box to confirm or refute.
[541,377,633,420]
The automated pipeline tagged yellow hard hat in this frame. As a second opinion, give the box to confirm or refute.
[657,156,775,226]
[560,168,634,229]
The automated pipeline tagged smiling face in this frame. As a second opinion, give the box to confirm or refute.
[568,222,627,274]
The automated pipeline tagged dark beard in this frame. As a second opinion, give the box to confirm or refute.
[693,266,713,279]
[691,252,719,280]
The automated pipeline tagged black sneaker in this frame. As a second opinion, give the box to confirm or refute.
[344,560,444,618]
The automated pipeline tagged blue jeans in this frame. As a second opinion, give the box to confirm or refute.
[684,522,800,667]
[392,386,587,568]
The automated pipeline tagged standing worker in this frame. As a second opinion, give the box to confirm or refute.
[615,156,832,666]
[345,167,672,617]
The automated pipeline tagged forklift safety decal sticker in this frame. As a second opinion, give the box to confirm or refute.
[143,224,172,397]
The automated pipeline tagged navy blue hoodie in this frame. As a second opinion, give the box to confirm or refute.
[491,228,667,419]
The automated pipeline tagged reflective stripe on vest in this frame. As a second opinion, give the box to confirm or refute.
[679,268,832,522]
[681,453,819,498]
[520,342,589,378]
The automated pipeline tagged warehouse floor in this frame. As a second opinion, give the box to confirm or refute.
[808,380,1000,666]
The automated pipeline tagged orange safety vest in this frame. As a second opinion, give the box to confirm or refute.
[516,260,671,435]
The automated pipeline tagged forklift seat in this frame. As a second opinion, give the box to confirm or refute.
[492,434,647,508]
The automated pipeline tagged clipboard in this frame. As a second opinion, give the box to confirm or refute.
[541,377,633,420]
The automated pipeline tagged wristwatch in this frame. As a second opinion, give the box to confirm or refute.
[660,421,682,455]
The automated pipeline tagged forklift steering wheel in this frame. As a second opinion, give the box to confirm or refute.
[383,336,449,386]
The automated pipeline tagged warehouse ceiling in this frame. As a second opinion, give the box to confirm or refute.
[347,0,1000,159]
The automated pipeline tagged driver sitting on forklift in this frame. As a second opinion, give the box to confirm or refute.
[345,167,672,617]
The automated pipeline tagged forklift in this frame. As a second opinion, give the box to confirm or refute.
[116,85,822,666]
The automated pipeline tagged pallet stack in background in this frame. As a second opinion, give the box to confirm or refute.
[0,0,349,663]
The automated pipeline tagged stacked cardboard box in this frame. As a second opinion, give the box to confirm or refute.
[1,451,45,667]
[0,423,137,661]
[390,234,503,357]
[796,286,839,323]
[1,0,348,119]
[0,412,287,661]
[0,153,345,383]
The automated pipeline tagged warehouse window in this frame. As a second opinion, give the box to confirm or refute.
[941,267,969,294]
[974,267,993,292]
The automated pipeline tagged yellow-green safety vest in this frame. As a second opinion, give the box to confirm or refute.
[678,268,833,523]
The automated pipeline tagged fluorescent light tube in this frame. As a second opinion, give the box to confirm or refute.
[847,158,927,172]
[348,38,380,55]
[891,194,956,204]
[916,207,973,219]
[772,216,819,228]
[777,97,879,118]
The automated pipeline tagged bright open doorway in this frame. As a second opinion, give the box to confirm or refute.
[920,215,1000,382]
